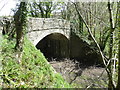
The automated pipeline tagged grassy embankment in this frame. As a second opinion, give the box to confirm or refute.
[0,35,71,88]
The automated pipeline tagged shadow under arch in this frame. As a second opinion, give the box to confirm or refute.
[36,33,70,60]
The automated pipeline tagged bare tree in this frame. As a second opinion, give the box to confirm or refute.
[72,2,119,89]
[107,1,116,89]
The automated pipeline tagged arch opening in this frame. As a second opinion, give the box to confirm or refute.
[36,33,69,60]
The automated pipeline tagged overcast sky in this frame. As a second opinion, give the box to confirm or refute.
[0,0,119,16]
[0,0,17,16]
[0,0,71,16]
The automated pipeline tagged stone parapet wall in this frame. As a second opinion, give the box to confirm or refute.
[27,17,70,45]
[28,17,70,31]
[0,17,70,44]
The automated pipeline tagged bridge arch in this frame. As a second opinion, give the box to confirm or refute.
[27,18,70,46]
[36,33,70,59]
[27,29,70,46]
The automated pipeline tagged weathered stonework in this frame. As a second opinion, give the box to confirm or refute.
[27,17,70,46]
[0,17,100,64]
[0,17,70,46]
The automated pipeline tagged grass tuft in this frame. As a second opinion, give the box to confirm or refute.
[1,36,71,88]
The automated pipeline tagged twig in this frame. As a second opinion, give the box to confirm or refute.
[85,59,111,89]
[73,2,108,67]
[0,0,9,12]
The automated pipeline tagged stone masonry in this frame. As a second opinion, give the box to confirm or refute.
[27,17,70,46]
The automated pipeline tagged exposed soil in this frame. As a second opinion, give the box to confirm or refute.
[48,58,108,88]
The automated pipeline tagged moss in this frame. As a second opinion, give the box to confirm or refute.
[1,36,71,88]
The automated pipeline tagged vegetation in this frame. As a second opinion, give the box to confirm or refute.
[65,2,119,89]
[1,36,70,88]
[0,0,120,89]
[28,2,63,18]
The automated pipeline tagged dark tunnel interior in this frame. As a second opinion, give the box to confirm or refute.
[36,33,69,60]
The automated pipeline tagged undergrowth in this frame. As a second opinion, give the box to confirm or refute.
[0,36,71,88]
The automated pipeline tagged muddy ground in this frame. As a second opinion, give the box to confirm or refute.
[48,58,108,88]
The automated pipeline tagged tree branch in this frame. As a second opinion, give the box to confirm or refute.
[73,2,107,67]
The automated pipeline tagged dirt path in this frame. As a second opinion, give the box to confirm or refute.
[49,58,108,88]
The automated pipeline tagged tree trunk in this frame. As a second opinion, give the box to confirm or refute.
[116,1,120,89]
[93,2,97,38]
[107,1,115,89]
[74,2,83,33]
[14,2,27,63]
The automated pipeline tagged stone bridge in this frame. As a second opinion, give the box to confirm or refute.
[27,18,100,63]
[27,17,71,58]
[27,18,70,46]
[0,17,100,64]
